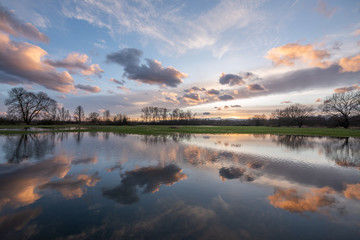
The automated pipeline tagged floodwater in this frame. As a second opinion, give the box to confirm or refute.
[0,132,359,240]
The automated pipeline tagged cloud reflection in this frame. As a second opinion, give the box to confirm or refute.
[0,154,71,210]
[38,172,100,199]
[103,164,187,205]
[268,187,336,213]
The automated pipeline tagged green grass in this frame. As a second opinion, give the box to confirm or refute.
[0,125,359,137]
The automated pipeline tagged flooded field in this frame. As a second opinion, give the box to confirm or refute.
[0,132,359,239]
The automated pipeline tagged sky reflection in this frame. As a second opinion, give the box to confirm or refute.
[0,132,359,239]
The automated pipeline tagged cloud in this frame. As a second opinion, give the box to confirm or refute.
[117,86,130,94]
[281,101,292,104]
[338,54,360,72]
[189,86,206,92]
[38,172,100,199]
[266,43,331,68]
[219,73,246,86]
[247,83,267,92]
[203,112,211,115]
[183,93,201,102]
[206,89,220,95]
[268,187,336,213]
[218,94,234,101]
[61,0,262,54]
[0,32,75,93]
[44,53,104,77]
[161,91,179,104]
[334,84,360,93]
[230,105,241,108]
[0,4,49,43]
[224,64,360,102]
[107,48,187,87]
[109,78,125,85]
[343,184,360,200]
[75,84,101,93]
[103,164,187,205]
[315,0,336,18]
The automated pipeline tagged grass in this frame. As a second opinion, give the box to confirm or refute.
[0,125,359,137]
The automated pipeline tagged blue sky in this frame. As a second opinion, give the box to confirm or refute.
[0,0,359,119]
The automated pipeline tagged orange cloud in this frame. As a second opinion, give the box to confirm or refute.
[0,32,75,92]
[268,187,336,213]
[338,54,360,72]
[266,43,331,68]
[343,184,360,200]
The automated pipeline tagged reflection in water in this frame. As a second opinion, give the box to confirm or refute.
[38,172,100,199]
[103,164,188,205]
[268,187,336,213]
[322,138,360,168]
[0,132,360,239]
[219,167,255,182]
[0,154,72,210]
[0,207,42,239]
[343,184,360,200]
[140,133,192,144]
[272,135,315,150]
[2,134,56,163]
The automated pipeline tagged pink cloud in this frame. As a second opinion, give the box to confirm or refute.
[315,0,336,18]
[75,84,101,93]
[334,84,360,93]
[0,32,74,93]
[45,53,104,77]
[0,5,49,43]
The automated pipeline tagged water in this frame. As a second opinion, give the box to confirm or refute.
[0,132,359,239]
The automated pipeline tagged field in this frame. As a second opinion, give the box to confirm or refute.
[0,125,359,137]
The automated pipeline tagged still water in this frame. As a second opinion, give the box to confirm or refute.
[0,132,359,239]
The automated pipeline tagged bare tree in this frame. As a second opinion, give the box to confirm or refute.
[322,90,360,128]
[103,110,111,121]
[88,112,100,123]
[58,107,70,122]
[4,88,57,124]
[74,105,85,123]
[281,104,313,128]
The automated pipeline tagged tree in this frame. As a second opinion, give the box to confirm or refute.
[74,105,85,123]
[103,110,111,121]
[4,87,57,124]
[88,112,100,123]
[58,107,70,122]
[322,90,360,128]
[281,104,313,128]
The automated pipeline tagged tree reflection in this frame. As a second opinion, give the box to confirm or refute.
[2,133,56,164]
[272,135,315,150]
[140,133,192,145]
[322,138,360,168]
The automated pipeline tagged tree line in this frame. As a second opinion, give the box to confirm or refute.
[2,88,130,125]
[2,87,359,128]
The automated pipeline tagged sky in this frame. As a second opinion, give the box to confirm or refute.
[0,0,359,119]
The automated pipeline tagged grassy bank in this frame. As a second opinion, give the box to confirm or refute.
[0,125,359,137]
